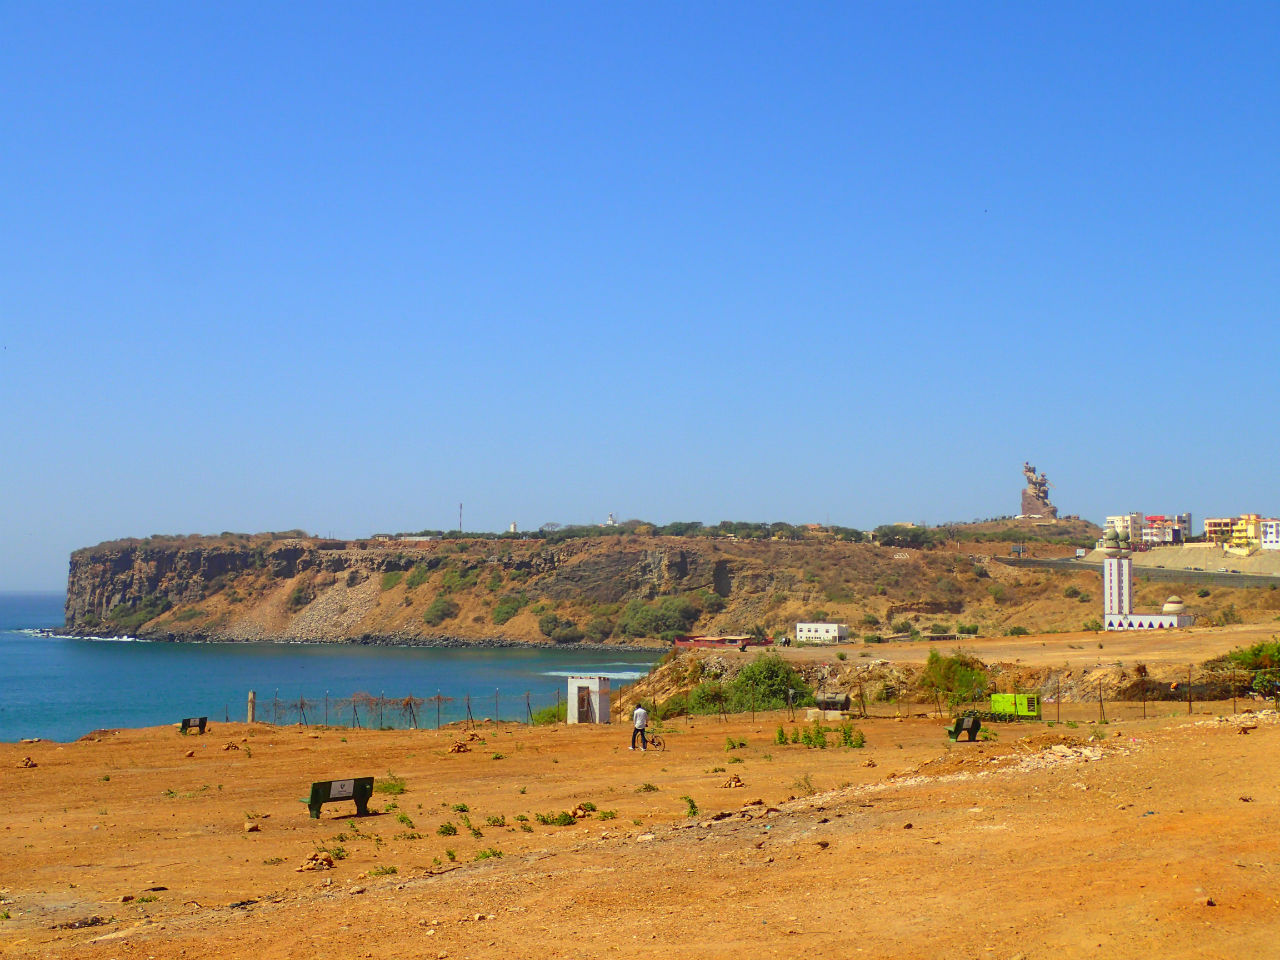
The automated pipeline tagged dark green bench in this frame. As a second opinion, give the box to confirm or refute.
[947,716,981,742]
[302,777,374,819]
[179,716,208,735]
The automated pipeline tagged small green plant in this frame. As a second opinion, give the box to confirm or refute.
[514,814,529,822]
[367,864,398,877]
[375,773,407,795]
[727,755,743,764]
[1005,626,1030,636]
[1063,585,1081,598]
[320,844,347,860]
[790,727,801,744]
[836,651,847,660]
[451,802,470,813]
[598,809,617,821]
[793,773,816,796]
[979,729,998,742]
[485,814,506,827]
[580,801,597,812]
[775,725,787,745]
[381,570,404,591]
[100,774,110,782]
[474,848,503,861]
[437,822,458,837]
[839,724,865,748]
[637,782,658,793]
[262,856,284,865]
[137,895,158,903]
[1197,588,1211,598]
[710,766,726,773]
[520,822,534,832]
[445,849,457,861]
[396,813,415,828]
[491,752,506,760]
[680,795,699,817]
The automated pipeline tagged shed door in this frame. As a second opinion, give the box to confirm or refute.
[577,686,594,723]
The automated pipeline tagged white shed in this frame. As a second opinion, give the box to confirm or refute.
[566,676,611,724]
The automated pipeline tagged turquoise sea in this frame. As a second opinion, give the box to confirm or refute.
[0,593,660,743]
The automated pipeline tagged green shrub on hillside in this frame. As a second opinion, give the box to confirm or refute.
[491,592,530,626]
[686,653,812,715]
[381,571,404,591]
[918,648,988,708]
[107,597,172,632]
[440,567,478,593]
[424,596,460,626]
[616,597,699,639]
[405,564,431,590]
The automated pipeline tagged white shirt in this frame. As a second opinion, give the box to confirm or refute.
[632,706,648,729]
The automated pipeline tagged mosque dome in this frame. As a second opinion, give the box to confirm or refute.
[1162,596,1186,614]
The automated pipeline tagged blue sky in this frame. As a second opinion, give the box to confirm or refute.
[2,3,1278,590]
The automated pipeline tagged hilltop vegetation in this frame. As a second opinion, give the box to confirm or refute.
[70,515,1280,646]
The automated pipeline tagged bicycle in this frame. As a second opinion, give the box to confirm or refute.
[644,731,665,752]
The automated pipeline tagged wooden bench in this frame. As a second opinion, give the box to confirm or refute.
[302,777,375,819]
[947,716,981,742]
[179,717,208,735]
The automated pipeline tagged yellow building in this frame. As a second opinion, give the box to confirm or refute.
[1204,517,1236,544]
[1227,514,1263,556]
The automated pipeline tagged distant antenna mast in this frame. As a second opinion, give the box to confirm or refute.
[459,502,463,534]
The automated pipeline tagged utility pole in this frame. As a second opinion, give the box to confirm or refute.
[459,503,463,534]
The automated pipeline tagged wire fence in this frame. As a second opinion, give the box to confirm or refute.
[248,687,571,729]
[830,664,1280,723]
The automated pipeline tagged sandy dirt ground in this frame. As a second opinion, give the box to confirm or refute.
[3,680,1279,960]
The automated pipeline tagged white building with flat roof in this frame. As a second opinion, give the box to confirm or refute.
[795,622,848,644]
[1262,520,1280,551]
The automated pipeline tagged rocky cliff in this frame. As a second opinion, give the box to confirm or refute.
[65,529,1256,646]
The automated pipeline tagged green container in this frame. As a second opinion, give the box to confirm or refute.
[989,693,1041,719]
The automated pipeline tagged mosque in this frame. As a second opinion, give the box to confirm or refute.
[1101,529,1194,630]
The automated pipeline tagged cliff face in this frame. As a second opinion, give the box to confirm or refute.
[64,536,732,644]
[65,531,1179,645]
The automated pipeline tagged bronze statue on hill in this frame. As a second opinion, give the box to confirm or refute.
[1021,462,1058,519]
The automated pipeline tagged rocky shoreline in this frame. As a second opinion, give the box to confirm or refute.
[43,626,666,653]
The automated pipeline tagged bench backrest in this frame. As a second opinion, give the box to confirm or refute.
[309,777,374,805]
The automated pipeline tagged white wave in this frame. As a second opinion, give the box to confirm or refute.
[541,668,651,681]
[34,632,150,643]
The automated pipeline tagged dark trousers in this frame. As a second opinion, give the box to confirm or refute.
[632,726,648,749]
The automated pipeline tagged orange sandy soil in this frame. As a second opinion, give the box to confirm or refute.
[3,694,1279,960]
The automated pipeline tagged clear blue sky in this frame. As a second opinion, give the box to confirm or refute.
[2,3,1278,591]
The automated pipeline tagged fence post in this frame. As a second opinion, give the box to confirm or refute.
[526,692,532,724]
[1098,679,1105,724]
[1188,664,1193,715]
[495,688,500,723]
[325,691,329,726]
[247,691,256,723]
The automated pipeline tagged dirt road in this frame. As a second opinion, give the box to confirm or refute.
[3,698,1279,959]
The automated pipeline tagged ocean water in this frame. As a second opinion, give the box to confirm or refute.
[0,593,660,742]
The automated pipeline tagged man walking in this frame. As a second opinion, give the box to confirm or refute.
[631,702,649,751]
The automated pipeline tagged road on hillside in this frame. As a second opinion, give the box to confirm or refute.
[995,557,1280,589]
